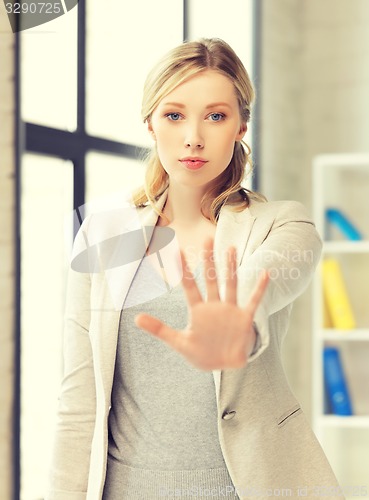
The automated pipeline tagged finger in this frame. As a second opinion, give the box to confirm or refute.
[225,246,238,304]
[203,237,220,301]
[180,250,203,306]
[244,269,270,317]
[134,313,185,352]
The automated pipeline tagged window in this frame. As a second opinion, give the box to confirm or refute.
[86,1,183,147]
[20,154,73,499]
[85,152,145,208]
[20,8,78,131]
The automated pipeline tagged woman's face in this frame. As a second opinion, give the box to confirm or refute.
[148,69,247,191]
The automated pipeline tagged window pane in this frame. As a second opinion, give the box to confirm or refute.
[21,154,73,499]
[86,0,183,147]
[188,0,253,69]
[21,7,78,131]
[85,152,146,213]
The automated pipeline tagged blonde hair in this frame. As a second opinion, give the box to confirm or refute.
[132,37,265,224]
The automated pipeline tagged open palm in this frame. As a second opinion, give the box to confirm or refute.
[134,237,269,371]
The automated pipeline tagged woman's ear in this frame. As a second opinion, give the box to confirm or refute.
[147,120,156,141]
[236,123,247,142]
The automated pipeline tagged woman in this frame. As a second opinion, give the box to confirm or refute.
[48,38,343,499]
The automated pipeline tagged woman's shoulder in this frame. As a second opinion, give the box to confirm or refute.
[75,202,145,243]
[247,195,313,223]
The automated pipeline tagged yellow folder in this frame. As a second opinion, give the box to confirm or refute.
[322,258,356,330]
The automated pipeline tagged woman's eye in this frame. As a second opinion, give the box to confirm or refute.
[166,113,182,121]
[208,113,225,122]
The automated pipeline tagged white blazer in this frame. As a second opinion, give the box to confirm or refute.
[47,188,343,499]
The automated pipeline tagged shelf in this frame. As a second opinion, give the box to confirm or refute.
[313,153,369,169]
[317,415,369,428]
[313,154,369,490]
[323,241,369,253]
[318,329,369,341]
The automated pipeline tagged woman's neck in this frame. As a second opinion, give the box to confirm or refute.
[160,184,211,227]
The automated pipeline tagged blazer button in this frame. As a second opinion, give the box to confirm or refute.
[222,410,236,420]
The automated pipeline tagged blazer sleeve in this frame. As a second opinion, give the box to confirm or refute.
[46,215,96,500]
[239,200,322,362]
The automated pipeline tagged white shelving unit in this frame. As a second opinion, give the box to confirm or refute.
[312,154,369,495]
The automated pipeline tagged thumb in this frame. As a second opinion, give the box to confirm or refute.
[135,314,182,348]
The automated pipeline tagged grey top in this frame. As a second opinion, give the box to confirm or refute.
[103,253,239,499]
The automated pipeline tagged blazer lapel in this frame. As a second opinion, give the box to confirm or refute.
[211,204,256,402]
[100,190,169,312]
[214,204,256,281]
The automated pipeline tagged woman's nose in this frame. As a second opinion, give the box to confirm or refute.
[184,123,204,149]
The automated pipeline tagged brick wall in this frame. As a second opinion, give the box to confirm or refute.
[260,0,303,200]
[302,0,369,155]
[0,5,15,500]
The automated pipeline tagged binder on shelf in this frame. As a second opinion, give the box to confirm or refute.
[323,346,353,416]
[323,294,333,328]
[325,208,363,241]
[322,258,356,330]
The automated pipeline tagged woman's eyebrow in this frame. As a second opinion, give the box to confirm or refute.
[161,101,232,109]
[205,102,232,109]
[161,102,186,108]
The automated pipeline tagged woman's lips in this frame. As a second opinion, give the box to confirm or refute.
[179,159,208,170]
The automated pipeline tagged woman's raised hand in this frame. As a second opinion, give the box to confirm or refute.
[134,237,269,371]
